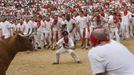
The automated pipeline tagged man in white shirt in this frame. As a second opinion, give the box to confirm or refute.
[75,11,89,49]
[51,14,62,49]
[10,20,16,36]
[120,8,131,39]
[0,17,12,39]
[22,17,34,36]
[15,19,23,32]
[53,31,81,64]
[44,15,52,48]
[88,28,134,75]
[64,14,76,44]
[108,12,120,42]
[129,9,134,37]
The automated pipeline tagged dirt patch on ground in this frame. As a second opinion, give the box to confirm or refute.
[7,38,134,75]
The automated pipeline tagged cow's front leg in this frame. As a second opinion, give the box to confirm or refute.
[0,70,6,75]
[0,64,6,75]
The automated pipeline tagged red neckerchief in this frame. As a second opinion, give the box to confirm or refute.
[96,15,100,21]
[64,37,69,44]
[100,10,104,17]
[124,10,128,16]
[37,20,41,28]
[90,32,109,47]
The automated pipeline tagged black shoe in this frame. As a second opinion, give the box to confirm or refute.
[81,45,85,49]
[44,45,46,48]
[77,61,81,64]
[53,62,59,64]
[37,47,41,49]
[46,45,50,49]
[87,43,90,46]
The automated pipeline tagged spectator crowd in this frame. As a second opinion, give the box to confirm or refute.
[0,0,134,50]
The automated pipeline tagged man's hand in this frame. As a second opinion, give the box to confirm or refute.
[63,43,69,49]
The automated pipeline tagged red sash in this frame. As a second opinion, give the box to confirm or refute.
[82,28,86,45]
[53,19,58,25]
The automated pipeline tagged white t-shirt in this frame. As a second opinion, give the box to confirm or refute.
[56,37,74,47]
[88,40,134,75]
[58,17,63,25]
[75,16,88,29]
[121,11,131,24]
[64,19,75,32]
[23,20,35,35]
[16,23,22,31]
[52,20,61,31]
[108,15,116,27]
[38,20,46,32]
[45,20,52,31]
[0,21,11,37]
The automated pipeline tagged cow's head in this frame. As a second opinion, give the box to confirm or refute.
[14,32,34,52]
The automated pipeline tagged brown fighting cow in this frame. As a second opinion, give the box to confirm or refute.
[0,33,34,75]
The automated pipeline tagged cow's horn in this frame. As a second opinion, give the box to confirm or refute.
[18,33,25,37]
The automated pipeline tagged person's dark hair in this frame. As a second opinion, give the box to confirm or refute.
[62,31,68,36]
[79,10,84,14]
[113,12,116,15]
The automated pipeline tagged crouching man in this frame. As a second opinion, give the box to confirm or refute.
[88,28,134,75]
[53,31,81,64]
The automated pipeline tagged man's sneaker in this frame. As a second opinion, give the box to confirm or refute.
[81,45,85,49]
[87,43,90,46]
[53,62,59,64]
[85,46,88,49]
[43,45,46,48]
[37,47,41,49]
[77,61,81,64]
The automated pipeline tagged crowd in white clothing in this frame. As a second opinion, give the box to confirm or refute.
[0,0,134,50]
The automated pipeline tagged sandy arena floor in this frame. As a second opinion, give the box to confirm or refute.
[7,38,134,75]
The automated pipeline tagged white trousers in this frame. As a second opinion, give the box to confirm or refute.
[44,30,51,46]
[110,27,120,42]
[54,47,80,63]
[130,23,134,37]
[120,23,129,39]
[33,31,45,49]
